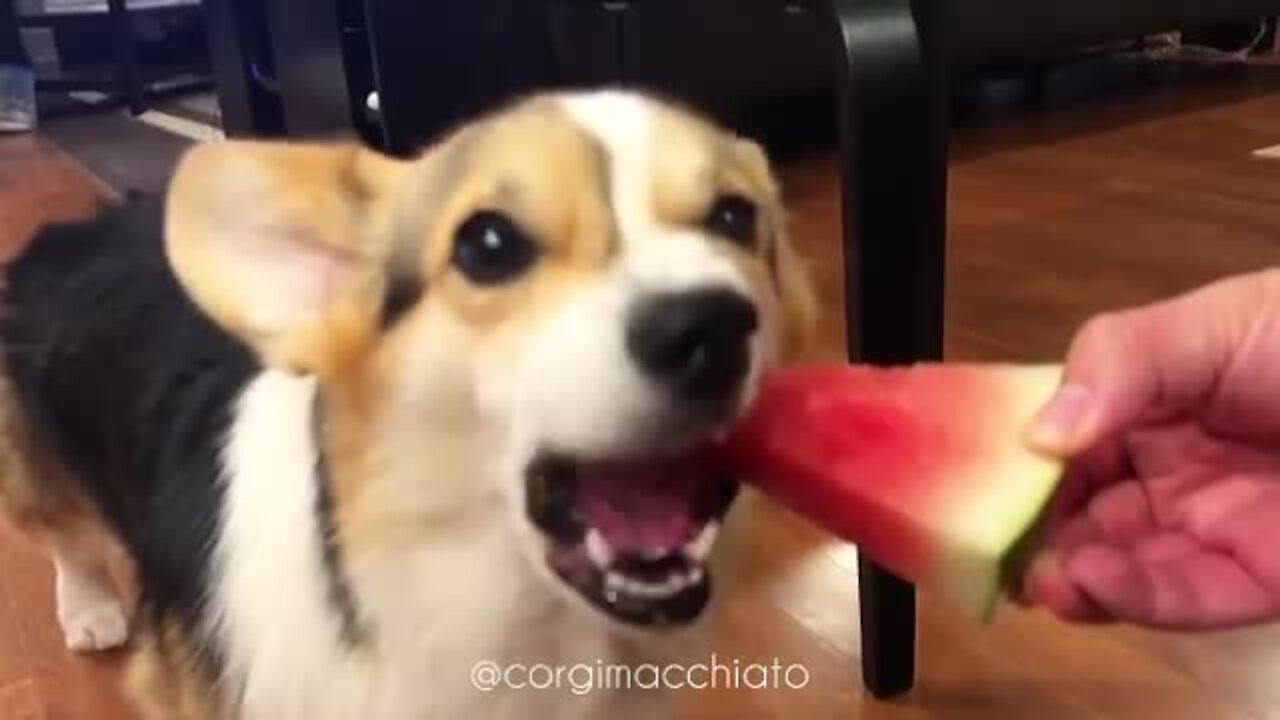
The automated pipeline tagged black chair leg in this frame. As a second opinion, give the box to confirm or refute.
[107,0,145,115]
[202,0,286,137]
[824,0,949,700]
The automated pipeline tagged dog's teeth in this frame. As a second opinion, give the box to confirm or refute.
[687,566,705,586]
[608,565,708,600]
[605,571,625,591]
[683,521,720,562]
[617,578,666,599]
[585,529,614,568]
[641,545,669,561]
[649,580,676,598]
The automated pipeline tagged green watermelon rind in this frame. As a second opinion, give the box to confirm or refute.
[938,452,1062,623]
[959,365,1065,622]
[985,457,1062,621]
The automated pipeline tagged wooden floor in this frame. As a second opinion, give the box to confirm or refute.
[3,66,1280,718]
[0,138,135,718]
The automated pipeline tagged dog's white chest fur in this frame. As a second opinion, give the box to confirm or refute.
[208,371,671,719]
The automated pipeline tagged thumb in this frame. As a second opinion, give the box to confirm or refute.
[1027,313,1151,456]
[1028,295,1230,457]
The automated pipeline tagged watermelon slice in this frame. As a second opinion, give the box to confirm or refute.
[719,363,1064,620]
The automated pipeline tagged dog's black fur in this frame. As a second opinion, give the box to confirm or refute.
[1,197,258,642]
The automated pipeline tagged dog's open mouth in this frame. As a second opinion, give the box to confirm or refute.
[526,449,739,628]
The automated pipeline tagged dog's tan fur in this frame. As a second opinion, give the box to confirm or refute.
[126,618,227,720]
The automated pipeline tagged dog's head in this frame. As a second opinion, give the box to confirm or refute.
[166,90,815,630]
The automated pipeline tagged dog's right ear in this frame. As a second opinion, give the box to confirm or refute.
[166,141,414,375]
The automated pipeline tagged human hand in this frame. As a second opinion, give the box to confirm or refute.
[1021,270,1280,630]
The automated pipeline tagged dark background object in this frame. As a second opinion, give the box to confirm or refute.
[940,0,1277,64]
[234,0,560,154]
[14,0,212,116]
[261,0,357,141]
[0,0,27,65]
[1182,19,1268,51]
[362,0,556,155]
[201,0,284,137]
[826,0,946,696]
[552,0,830,120]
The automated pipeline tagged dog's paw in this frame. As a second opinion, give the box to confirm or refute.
[58,594,129,653]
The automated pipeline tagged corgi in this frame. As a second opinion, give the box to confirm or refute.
[0,89,815,719]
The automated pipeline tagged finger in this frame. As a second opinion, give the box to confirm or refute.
[1021,553,1111,623]
[1041,478,1151,555]
[1175,476,1280,595]
[1021,480,1154,620]
[1044,512,1102,554]
[1027,275,1267,457]
[1022,483,1110,607]
[1066,541,1278,630]
[1132,533,1198,565]
[1174,475,1280,543]
[1028,310,1216,457]
[1126,424,1216,478]
[1038,440,1131,545]
[1040,464,1096,539]
[1017,506,1108,619]
[1085,480,1157,545]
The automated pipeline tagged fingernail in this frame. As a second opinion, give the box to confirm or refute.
[1029,383,1093,452]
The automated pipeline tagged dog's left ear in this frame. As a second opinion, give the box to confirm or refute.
[166,140,414,375]
[731,138,818,359]
[770,222,818,359]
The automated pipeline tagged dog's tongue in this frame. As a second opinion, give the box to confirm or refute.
[576,453,716,554]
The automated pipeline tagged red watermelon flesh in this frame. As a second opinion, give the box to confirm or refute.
[718,363,1064,620]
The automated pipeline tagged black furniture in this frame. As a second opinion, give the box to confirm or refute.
[202,0,555,152]
[13,0,211,115]
[18,0,144,114]
[826,0,945,698]
[200,0,282,136]
[203,0,1280,702]
[0,0,24,65]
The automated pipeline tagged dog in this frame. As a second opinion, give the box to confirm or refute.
[0,89,815,719]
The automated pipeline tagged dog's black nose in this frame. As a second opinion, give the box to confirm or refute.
[627,287,759,403]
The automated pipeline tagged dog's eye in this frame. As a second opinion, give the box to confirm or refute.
[703,194,758,248]
[453,211,538,285]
